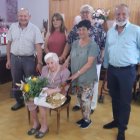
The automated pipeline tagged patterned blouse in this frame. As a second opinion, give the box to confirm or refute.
[41,66,70,89]
[67,23,106,64]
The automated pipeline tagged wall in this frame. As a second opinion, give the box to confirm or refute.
[0,0,7,21]
[49,0,140,31]
[18,0,49,29]
[0,0,17,22]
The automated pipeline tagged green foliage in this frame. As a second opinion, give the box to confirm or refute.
[23,76,48,101]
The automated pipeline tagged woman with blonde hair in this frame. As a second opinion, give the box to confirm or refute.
[44,13,67,63]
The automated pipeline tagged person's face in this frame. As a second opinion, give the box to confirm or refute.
[77,26,89,39]
[80,10,92,21]
[18,10,30,26]
[115,6,129,26]
[52,17,62,29]
[46,58,58,72]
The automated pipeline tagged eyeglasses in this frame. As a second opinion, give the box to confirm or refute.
[80,11,90,15]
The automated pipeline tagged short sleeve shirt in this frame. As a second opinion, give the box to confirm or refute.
[41,66,70,88]
[8,22,43,56]
[67,23,106,63]
[70,40,99,86]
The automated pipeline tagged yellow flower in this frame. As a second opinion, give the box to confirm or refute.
[32,77,37,81]
[23,83,30,93]
[16,76,48,101]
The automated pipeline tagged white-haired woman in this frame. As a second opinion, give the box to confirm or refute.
[27,52,70,138]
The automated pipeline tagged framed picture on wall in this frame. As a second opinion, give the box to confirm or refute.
[6,0,18,22]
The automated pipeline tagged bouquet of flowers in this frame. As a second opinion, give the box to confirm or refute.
[16,76,48,101]
[92,8,110,24]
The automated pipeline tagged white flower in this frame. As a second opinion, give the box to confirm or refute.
[93,8,110,24]
[16,80,25,90]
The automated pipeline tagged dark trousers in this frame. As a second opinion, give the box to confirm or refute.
[11,54,36,104]
[107,65,136,132]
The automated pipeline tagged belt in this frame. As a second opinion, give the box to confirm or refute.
[109,64,135,69]
[11,53,34,58]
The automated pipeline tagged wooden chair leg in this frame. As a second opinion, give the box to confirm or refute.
[27,108,30,124]
[67,105,69,120]
[49,109,52,116]
[57,110,60,134]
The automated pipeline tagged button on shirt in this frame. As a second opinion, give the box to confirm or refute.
[7,22,43,56]
[103,22,140,68]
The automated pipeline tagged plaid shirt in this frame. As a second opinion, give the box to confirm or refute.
[67,23,106,64]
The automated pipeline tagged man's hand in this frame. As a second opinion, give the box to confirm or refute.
[6,60,11,69]
[36,63,42,74]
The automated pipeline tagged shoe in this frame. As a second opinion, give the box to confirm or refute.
[76,118,85,126]
[11,103,25,111]
[103,121,118,129]
[90,109,94,114]
[72,105,81,111]
[27,124,41,135]
[117,132,125,140]
[35,128,49,138]
[80,120,92,129]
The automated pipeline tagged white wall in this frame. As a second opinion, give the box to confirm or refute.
[18,0,49,29]
[0,0,7,21]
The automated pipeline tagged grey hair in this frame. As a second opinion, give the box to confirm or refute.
[44,52,59,63]
[115,3,130,15]
[80,4,94,14]
[18,8,31,16]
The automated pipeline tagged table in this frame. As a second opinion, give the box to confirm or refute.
[0,45,12,84]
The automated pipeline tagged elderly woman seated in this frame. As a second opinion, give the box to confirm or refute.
[26,52,70,138]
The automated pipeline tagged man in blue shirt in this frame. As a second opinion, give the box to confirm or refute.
[103,4,140,140]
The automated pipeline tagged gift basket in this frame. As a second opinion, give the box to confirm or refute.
[34,91,66,109]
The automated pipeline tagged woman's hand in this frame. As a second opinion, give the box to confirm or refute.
[47,88,61,96]
[60,55,70,69]
[69,71,80,81]
[59,56,65,64]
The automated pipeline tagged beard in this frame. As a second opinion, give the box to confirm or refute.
[116,19,128,26]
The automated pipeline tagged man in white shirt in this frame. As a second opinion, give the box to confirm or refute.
[6,8,43,111]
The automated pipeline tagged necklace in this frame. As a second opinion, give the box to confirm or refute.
[47,66,60,84]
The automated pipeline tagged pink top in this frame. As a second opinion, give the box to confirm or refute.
[47,31,66,57]
[41,65,70,89]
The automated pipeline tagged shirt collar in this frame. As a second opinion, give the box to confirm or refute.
[18,21,31,29]
[114,21,130,30]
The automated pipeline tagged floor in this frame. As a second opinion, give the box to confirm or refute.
[0,82,140,140]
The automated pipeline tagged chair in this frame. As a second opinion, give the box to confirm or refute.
[49,95,71,134]
[98,69,108,103]
[27,95,71,134]
[133,65,140,100]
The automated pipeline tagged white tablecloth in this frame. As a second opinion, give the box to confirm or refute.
[0,45,6,57]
